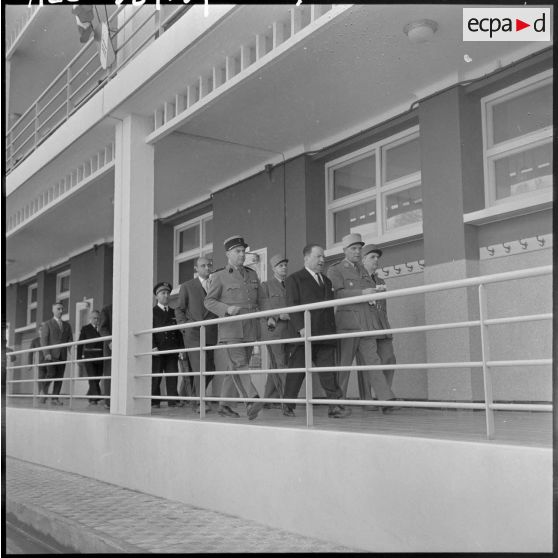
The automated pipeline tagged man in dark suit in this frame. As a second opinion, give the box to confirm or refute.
[29,325,46,403]
[283,244,350,419]
[152,282,184,408]
[77,309,103,405]
[40,301,73,405]
[175,257,218,412]
[99,304,112,409]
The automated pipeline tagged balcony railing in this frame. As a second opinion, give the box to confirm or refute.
[5,265,552,440]
[6,3,191,174]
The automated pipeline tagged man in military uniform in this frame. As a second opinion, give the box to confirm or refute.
[204,235,265,421]
[360,243,400,413]
[152,282,184,408]
[326,233,397,412]
[260,254,290,409]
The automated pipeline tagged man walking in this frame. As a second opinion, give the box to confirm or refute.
[175,257,218,413]
[99,304,112,409]
[360,243,400,413]
[77,309,103,405]
[282,244,350,418]
[41,302,73,405]
[152,282,184,408]
[260,254,290,408]
[204,235,265,421]
[327,233,398,413]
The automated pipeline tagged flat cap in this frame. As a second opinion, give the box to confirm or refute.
[342,233,365,249]
[270,254,288,268]
[224,235,248,251]
[362,244,383,258]
[153,281,172,295]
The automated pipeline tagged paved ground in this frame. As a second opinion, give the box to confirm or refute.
[6,457,357,553]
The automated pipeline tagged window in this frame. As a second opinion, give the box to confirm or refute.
[56,271,70,319]
[174,213,213,286]
[482,70,552,207]
[27,283,38,326]
[325,127,422,249]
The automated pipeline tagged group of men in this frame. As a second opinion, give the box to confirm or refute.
[153,232,399,421]
[29,232,398,418]
[31,302,112,407]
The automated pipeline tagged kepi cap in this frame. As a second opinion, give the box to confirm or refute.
[153,281,172,295]
[224,235,248,251]
[362,244,383,258]
[270,254,288,268]
[342,233,365,249]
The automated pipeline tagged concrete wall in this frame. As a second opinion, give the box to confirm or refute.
[6,408,553,553]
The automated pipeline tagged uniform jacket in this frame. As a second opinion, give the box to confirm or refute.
[77,323,103,360]
[327,259,392,338]
[204,264,263,343]
[367,272,392,338]
[175,278,218,346]
[153,306,184,351]
[285,268,336,341]
[99,304,112,356]
[41,318,73,360]
[260,276,290,341]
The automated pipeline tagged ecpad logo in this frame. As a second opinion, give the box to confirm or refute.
[463,8,551,42]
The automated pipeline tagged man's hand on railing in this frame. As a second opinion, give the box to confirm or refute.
[298,328,305,337]
[267,317,276,331]
[227,306,241,316]
[279,313,290,321]
[44,354,52,362]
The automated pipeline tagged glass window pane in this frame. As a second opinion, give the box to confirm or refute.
[59,274,70,293]
[30,286,37,303]
[494,143,552,200]
[333,200,377,243]
[332,155,375,200]
[29,308,37,324]
[492,83,552,144]
[203,218,212,245]
[384,137,420,183]
[384,185,423,231]
[178,226,199,254]
[178,259,196,284]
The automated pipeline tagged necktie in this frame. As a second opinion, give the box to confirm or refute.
[202,280,208,293]
[163,306,168,312]
[281,280,285,288]
[317,273,323,286]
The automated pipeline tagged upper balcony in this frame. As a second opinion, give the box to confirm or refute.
[5,2,191,175]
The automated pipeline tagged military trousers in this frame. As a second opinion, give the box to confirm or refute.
[338,336,395,402]
[355,337,396,399]
[263,343,286,400]
[220,343,259,407]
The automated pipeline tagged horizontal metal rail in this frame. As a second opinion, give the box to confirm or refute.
[6,266,552,440]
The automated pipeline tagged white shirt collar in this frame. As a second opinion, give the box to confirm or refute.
[305,267,322,282]
[157,303,168,311]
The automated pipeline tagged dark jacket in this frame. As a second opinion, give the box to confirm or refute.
[99,305,112,356]
[285,268,336,342]
[77,323,103,360]
[41,318,73,360]
[152,305,184,351]
[28,335,44,365]
[175,278,218,346]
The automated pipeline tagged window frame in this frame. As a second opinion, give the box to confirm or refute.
[325,126,422,252]
[173,212,213,288]
[481,69,552,209]
[26,283,38,326]
[55,270,71,320]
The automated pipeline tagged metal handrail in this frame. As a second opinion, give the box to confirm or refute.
[5,266,552,439]
[5,3,188,172]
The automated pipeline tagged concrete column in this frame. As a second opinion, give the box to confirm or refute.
[419,87,483,402]
[112,114,154,415]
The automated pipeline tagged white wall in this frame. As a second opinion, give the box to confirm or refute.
[6,407,552,553]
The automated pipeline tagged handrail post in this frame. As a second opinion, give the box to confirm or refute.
[304,310,313,427]
[199,325,206,418]
[69,346,75,411]
[32,354,38,409]
[478,284,495,439]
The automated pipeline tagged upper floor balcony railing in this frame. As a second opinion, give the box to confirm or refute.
[5,3,191,175]
[5,266,552,442]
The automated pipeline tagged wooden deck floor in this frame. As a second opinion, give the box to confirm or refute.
[8,397,552,448]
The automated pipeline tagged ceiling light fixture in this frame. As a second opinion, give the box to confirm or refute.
[403,19,438,43]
